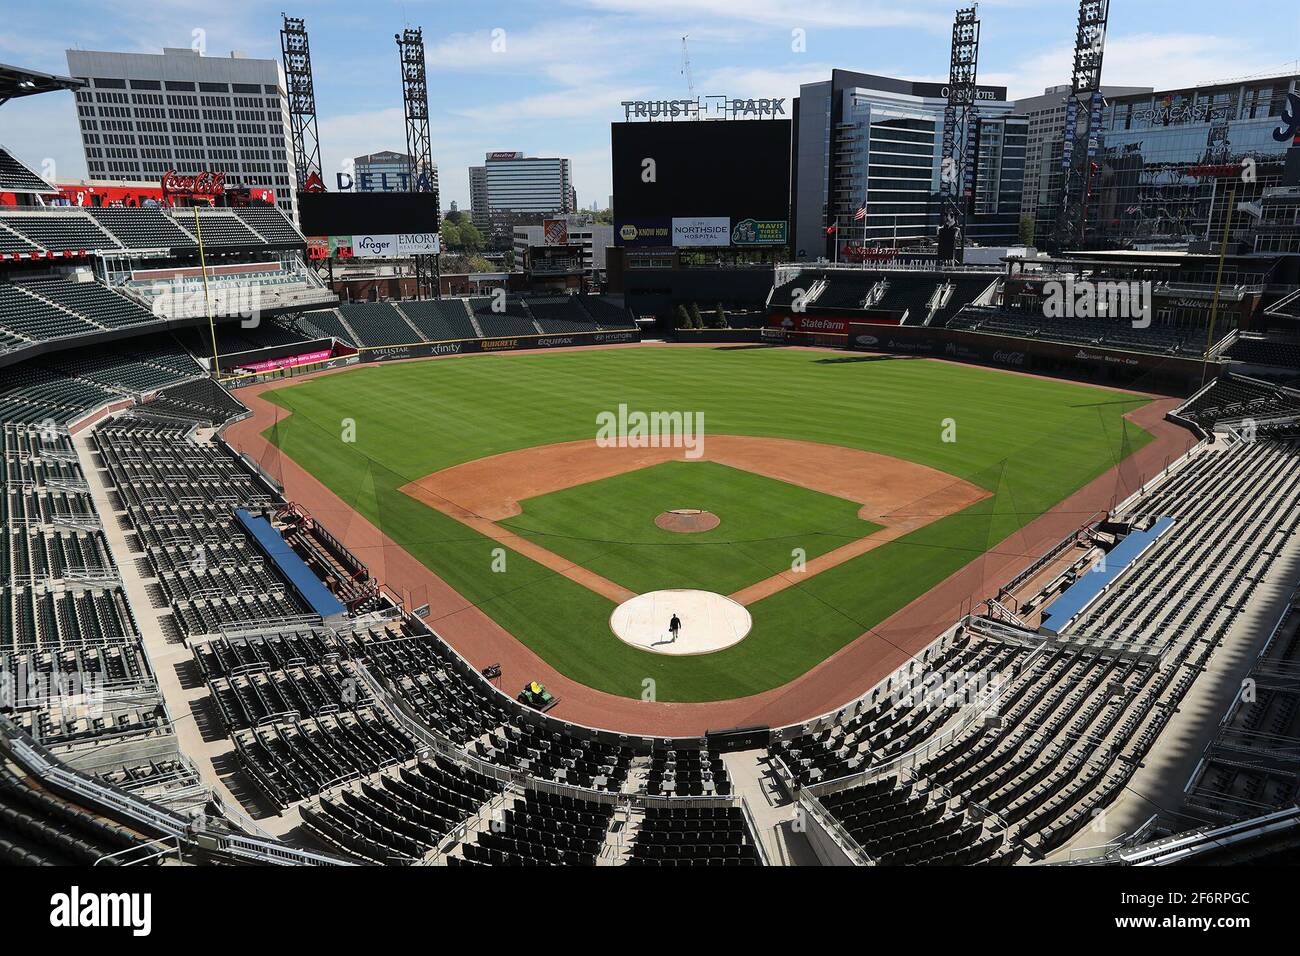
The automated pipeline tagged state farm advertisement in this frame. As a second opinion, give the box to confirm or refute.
[769,314,855,335]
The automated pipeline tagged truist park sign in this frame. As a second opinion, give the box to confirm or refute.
[621,95,787,121]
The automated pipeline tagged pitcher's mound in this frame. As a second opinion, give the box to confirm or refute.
[610,589,751,656]
[654,509,720,533]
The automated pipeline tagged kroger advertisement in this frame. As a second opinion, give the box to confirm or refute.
[306,233,442,259]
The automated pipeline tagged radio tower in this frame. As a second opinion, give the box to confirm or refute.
[939,6,980,261]
[397,27,440,299]
[1053,0,1111,249]
[280,15,323,190]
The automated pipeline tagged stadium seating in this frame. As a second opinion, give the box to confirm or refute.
[0,223,39,256]
[458,789,615,866]
[0,211,120,253]
[945,304,1218,355]
[123,260,333,319]
[783,431,1300,862]
[576,295,636,329]
[136,378,249,426]
[85,208,198,250]
[335,302,423,347]
[175,210,262,248]
[176,316,322,359]
[16,276,157,329]
[646,747,731,796]
[470,296,542,338]
[1182,588,1300,822]
[400,299,478,341]
[232,207,306,245]
[0,146,52,195]
[527,296,602,334]
[1178,374,1300,427]
[1223,335,1300,371]
[0,750,157,865]
[626,804,761,866]
[234,708,417,808]
[303,754,505,864]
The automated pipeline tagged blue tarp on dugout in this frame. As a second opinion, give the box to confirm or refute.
[234,509,347,622]
[1040,517,1176,634]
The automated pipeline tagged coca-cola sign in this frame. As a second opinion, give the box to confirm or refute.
[161,169,226,197]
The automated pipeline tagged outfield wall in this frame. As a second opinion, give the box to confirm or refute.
[762,323,1211,394]
[358,328,640,364]
[218,329,640,387]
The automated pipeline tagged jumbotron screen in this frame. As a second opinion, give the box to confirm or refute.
[297,191,441,237]
[611,119,791,247]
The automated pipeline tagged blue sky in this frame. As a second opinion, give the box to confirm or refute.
[2,0,1296,210]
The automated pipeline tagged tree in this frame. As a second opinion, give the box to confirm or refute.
[1018,215,1036,246]
[688,302,704,329]
[440,220,462,251]
[674,304,693,330]
[708,302,728,329]
[457,222,485,254]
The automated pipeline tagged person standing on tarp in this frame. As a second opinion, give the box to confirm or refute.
[669,613,682,644]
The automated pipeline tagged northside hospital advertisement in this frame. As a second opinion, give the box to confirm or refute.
[617,216,790,248]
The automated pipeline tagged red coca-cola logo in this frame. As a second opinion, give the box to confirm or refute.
[161,169,226,196]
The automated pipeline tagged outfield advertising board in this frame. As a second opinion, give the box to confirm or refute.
[306,233,441,259]
[611,120,790,249]
[617,218,673,247]
[840,321,1206,389]
[672,217,731,247]
[359,328,641,364]
[731,218,788,246]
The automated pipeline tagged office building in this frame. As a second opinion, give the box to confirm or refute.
[66,46,297,220]
[468,151,574,243]
[351,150,437,193]
[791,70,1020,259]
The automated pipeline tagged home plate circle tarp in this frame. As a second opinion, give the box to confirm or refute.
[609,589,752,656]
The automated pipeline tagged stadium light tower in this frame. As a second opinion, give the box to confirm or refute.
[397,27,440,300]
[280,14,323,191]
[1053,0,1112,248]
[939,6,980,261]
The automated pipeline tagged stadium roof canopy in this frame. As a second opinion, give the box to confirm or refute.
[0,62,85,106]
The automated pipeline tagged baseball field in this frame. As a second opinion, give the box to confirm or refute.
[257,346,1154,703]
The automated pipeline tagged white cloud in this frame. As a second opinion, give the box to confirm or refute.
[696,63,839,102]
[992,33,1280,103]
[574,0,952,31]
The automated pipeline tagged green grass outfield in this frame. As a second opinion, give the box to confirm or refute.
[499,460,882,596]
[261,346,1154,702]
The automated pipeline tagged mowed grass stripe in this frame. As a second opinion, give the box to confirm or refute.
[263,346,1152,702]
[499,460,881,595]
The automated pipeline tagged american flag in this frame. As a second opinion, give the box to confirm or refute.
[854,206,867,221]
